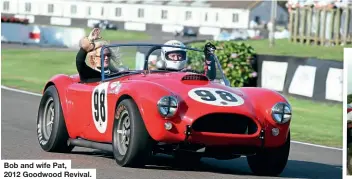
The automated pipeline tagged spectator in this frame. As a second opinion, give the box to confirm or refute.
[335,0,351,8]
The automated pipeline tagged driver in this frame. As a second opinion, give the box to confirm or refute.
[156,40,217,81]
[76,28,113,82]
[157,40,188,71]
[157,40,211,74]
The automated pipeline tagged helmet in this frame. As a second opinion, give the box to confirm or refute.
[160,40,188,70]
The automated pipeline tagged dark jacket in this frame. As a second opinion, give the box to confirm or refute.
[76,48,101,83]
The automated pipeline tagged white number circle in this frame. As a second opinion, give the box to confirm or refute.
[91,82,109,133]
[188,87,244,106]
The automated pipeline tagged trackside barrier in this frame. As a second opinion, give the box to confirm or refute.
[1,23,40,44]
[39,25,85,48]
[1,23,85,48]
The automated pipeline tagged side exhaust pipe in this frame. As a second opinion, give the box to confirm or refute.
[68,138,113,152]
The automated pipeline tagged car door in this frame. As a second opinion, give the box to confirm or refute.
[66,81,100,140]
[82,80,113,142]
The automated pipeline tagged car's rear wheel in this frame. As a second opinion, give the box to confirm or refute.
[247,130,290,176]
[36,85,74,153]
[112,98,154,167]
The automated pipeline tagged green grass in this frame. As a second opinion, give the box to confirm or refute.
[190,39,351,61]
[1,48,137,92]
[1,48,342,147]
[287,96,342,147]
[83,28,151,41]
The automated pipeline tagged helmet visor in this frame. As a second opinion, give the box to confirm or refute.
[165,51,186,61]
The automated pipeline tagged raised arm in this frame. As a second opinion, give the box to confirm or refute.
[76,36,96,71]
[75,28,103,81]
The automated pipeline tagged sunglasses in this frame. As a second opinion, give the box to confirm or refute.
[95,53,111,58]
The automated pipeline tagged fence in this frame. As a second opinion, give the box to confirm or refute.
[289,6,352,46]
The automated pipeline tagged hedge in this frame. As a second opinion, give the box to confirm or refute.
[186,40,257,87]
[348,94,352,104]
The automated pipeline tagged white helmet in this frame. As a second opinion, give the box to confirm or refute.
[160,40,188,70]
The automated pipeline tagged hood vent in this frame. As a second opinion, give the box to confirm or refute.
[181,74,209,81]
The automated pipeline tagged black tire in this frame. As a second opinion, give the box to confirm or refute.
[36,85,74,153]
[247,130,290,176]
[112,98,154,167]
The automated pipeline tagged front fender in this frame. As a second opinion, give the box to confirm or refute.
[240,87,291,147]
[114,80,174,141]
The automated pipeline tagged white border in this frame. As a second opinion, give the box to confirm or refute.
[0,85,343,151]
[344,48,352,178]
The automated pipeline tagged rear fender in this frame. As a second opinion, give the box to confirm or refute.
[113,80,173,141]
[240,87,291,147]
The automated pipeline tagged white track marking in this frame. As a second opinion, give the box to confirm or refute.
[1,86,43,96]
[291,141,342,151]
[1,85,343,151]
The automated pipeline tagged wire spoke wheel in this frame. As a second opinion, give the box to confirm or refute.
[116,110,131,156]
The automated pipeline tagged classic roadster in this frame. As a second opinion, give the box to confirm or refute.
[36,42,292,176]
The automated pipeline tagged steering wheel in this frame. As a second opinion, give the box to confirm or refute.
[143,46,161,70]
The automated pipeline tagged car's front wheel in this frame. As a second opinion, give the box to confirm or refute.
[247,130,290,176]
[36,85,74,153]
[112,98,154,167]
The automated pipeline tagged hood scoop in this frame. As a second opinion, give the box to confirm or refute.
[181,74,209,81]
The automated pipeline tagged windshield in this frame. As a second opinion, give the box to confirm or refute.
[99,44,229,85]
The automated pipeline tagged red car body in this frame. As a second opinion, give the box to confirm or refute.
[37,43,292,176]
[45,72,290,148]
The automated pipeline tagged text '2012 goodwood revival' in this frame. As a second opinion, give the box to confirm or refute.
[36,42,292,176]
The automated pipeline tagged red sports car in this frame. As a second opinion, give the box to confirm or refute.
[36,42,292,176]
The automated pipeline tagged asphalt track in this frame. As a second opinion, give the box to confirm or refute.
[0,32,344,178]
[1,87,343,179]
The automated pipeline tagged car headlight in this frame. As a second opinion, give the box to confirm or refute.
[157,96,179,118]
[271,102,292,124]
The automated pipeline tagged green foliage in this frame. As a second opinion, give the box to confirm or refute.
[187,40,257,87]
[348,94,352,104]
